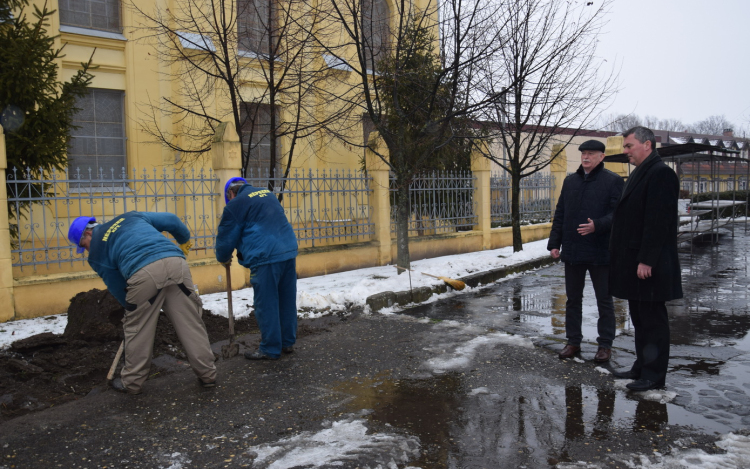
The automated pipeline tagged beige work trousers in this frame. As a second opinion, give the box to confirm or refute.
[120,257,216,393]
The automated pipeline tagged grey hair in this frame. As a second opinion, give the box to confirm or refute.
[623,126,656,151]
[227,180,245,197]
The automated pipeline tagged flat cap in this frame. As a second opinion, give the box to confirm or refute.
[578,140,605,152]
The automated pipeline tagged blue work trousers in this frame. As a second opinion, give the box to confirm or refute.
[250,258,298,358]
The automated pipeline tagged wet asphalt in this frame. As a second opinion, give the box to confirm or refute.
[2,226,750,468]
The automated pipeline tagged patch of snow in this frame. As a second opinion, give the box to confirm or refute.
[640,389,677,404]
[244,417,420,469]
[595,366,611,374]
[614,432,750,468]
[425,331,534,374]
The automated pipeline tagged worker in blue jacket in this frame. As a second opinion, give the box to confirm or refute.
[68,212,217,394]
[215,177,298,360]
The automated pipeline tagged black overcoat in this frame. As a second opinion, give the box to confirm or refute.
[547,162,624,265]
[608,152,683,301]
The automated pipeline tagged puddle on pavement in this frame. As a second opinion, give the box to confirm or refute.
[330,372,462,468]
[378,231,750,465]
[329,372,733,468]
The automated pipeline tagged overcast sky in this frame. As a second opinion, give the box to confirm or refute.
[595,0,750,134]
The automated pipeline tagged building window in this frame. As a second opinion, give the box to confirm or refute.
[238,0,274,55]
[699,178,707,193]
[68,89,126,176]
[59,0,121,32]
[240,103,279,180]
[361,0,389,70]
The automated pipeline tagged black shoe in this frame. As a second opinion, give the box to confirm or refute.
[612,368,639,380]
[626,379,664,392]
[244,350,279,360]
[199,378,216,388]
[111,377,142,395]
[282,346,294,354]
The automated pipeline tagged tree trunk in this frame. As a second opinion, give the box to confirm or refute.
[395,179,411,272]
[511,169,523,252]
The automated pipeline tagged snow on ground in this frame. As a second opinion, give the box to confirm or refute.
[0,239,549,349]
[243,417,421,469]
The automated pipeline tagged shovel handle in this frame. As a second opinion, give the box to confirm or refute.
[107,341,124,381]
[226,264,236,341]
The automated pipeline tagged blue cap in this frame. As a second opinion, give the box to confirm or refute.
[68,216,96,254]
[224,177,247,203]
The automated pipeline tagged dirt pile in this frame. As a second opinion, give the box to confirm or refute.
[0,288,260,422]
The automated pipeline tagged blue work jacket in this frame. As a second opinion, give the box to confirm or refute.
[215,184,298,269]
[87,212,189,306]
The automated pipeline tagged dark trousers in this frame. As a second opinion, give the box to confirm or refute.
[564,262,615,348]
[250,258,298,358]
[628,299,670,385]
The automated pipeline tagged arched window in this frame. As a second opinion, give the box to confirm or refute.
[361,0,390,71]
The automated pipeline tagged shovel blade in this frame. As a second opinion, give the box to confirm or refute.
[221,342,239,359]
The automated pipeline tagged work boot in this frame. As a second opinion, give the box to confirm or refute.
[558,344,580,359]
[111,377,141,395]
[244,350,279,360]
[198,378,216,388]
[282,346,294,354]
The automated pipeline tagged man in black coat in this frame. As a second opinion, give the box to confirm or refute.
[548,140,624,362]
[609,126,683,392]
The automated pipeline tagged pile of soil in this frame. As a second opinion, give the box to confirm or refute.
[0,289,261,422]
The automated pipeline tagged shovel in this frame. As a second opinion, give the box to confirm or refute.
[221,263,240,359]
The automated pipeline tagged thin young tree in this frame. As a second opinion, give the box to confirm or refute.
[476,0,617,251]
[314,0,511,270]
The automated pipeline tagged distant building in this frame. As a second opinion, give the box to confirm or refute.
[653,129,750,194]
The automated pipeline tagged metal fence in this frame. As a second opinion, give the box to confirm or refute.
[8,166,220,270]
[389,170,477,235]
[244,168,374,248]
[490,173,555,226]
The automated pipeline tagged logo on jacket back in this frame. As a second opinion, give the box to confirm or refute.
[248,189,271,198]
[101,218,125,241]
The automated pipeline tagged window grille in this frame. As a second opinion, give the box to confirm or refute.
[59,0,121,32]
[68,89,126,178]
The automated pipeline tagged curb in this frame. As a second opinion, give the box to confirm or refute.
[365,255,559,312]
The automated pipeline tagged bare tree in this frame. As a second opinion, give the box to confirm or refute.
[310,0,513,270]
[130,0,349,184]
[688,114,735,136]
[598,113,642,133]
[476,0,617,251]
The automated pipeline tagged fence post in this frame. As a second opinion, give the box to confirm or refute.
[550,143,567,220]
[365,132,392,265]
[211,122,245,289]
[0,126,15,321]
[471,146,492,250]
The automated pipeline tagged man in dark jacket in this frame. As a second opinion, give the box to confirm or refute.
[609,126,683,392]
[215,177,298,360]
[68,212,217,395]
[548,139,624,362]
